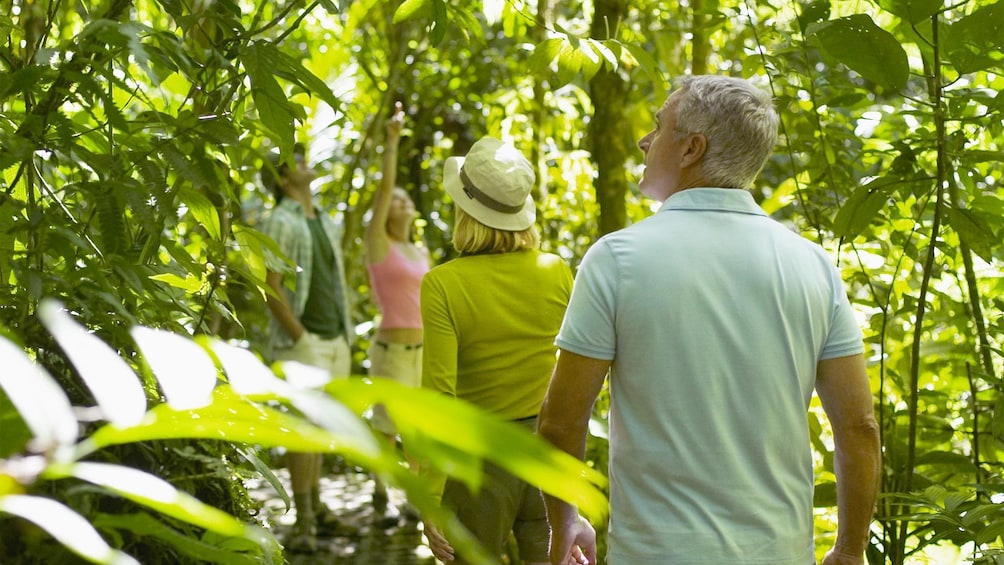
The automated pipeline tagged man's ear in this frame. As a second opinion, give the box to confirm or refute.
[680,133,707,168]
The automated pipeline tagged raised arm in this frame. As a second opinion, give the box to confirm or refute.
[538,349,610,565]
[815,353,881,565]
[364,101,405,264]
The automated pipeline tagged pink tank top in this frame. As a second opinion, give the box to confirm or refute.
[367,244,429,330]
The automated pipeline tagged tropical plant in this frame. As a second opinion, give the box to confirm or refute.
[0,299,607,563]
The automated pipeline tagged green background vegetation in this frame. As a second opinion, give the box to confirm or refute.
[0,0,1002,562]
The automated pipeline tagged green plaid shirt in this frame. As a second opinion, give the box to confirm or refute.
[259,198,352,355]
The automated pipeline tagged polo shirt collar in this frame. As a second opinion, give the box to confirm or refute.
[658,187,767,217]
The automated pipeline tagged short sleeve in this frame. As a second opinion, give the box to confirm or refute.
[820,265,864,360]
[420,272,459,396]
[555,240,618,361]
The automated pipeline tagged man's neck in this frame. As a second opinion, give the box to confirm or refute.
[286,189,316,218]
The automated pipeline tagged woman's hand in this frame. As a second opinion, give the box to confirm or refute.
[387,101,405,139]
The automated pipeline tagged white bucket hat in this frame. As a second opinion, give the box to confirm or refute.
[443,137,536,231]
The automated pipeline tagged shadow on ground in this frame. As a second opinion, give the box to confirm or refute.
[247,464,436,565]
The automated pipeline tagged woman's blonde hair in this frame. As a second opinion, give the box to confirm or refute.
[452,206,539,255]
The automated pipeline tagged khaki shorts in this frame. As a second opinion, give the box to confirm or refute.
[274,332,351,379]
[441,417,548,562]
[367,340,422,435]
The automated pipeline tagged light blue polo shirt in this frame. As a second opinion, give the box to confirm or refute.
[556,188,863,564]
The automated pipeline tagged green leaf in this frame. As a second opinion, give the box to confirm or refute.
[975,519,1004,546]
[393,0,429,23]
[808,14,910,91]
[131,326,218,410]
[876,0,942,24]
[178,187,222,240]
[623,42,669,94]
[832,177,896,238]
[94,513,262,565]
[38,299,147,428]
[429,0,448,46]
[239,43,295,156]
[149,272,204,293]
[44,462,275,551]
[948,207,997,263]
[325,378,609,522]
[0,335,79,450]
[272,50,341,111]
[528,38,565,75]
[0,495,139,565]
[79,387,382,466]
[943,2,1004,74]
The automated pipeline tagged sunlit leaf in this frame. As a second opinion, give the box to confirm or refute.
[808,14,909,91]
[44,462,275,551]
[943,2,1004,74]
[79,387,382,467]
[948,208,997,262]
[393,0,428,24]
[37,300,147,428]
[148,272,204,293]
[93,513,270,565]
[325,378,609,521]
[131,326,217,410]
[832,177,897,238]
[240,42,295,156]
[0,495,139,565]
[875,0,942,24]
[206,338,289,396]
[0,336,78,450]
[178,187,221,241]
[528,38,565,75]
[482,0,504,25]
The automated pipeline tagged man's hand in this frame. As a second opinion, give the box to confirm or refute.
[820,549,865,565]
[549,515,596,565]
[422,521,455,562]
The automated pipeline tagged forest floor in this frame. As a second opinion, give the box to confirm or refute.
[246,460,436,565]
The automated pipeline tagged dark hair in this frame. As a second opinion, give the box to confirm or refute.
[260,143,307,203]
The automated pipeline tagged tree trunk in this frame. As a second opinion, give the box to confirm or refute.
[589,0,631,235]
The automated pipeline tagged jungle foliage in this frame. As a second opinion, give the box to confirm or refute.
[0,0,1002,563]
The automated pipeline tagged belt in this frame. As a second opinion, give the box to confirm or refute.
[375,340,422,351]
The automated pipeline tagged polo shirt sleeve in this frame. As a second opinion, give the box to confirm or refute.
[820,264,864,360]
[555,239,617,361]
[420,271,459,397]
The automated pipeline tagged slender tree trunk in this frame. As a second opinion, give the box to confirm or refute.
[589,0,630,235]
[690,0,709,75]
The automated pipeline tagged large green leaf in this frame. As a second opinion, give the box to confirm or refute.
[78,387,383,467]
[239,42,295,156]
[832,177,898,238]
[131,326,218,410]
[808,14,910,91]
[943,2,1004,74]
[948,207,997,263]
[876,0,942,24]
[93,513,270,565]
[0,335,78,451]
[324,378,609,522]
[0,495,139,565]
[38,299,147,428]
[43,462,278,556]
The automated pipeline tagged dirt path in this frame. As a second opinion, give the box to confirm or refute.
[247,465,436,564]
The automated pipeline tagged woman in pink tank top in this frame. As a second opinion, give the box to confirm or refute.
[364,103,430,478]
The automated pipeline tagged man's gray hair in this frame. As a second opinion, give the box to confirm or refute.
[674,76,779,189]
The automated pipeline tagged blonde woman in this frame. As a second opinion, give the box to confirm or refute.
[420,137,573,564]
[365,103,430,461]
